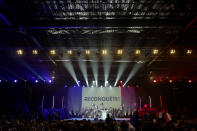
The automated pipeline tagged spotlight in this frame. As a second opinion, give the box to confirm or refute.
[153,79,157,83]
[169,80,173,83]
[135,49,141,55]
[51,76,55,80]
[170,49,175,55]
[67,50,72,55]
[35,80,39,83]
[117,49,123,55]
[102,49,107,55]
[186,49,192,55]
[16,49,23,55]
[48,80,52,83]
[77,81,81,86]
[85,49,91,55]
[0,80,1,82]
[152,49,159,55]
[50,49,56,55]
[14,80,17,83]
[105,81,108,86]
[188,80,192,83]
[32,49,38,55]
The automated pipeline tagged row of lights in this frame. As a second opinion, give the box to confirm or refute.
[0,79,53,83]
[153,79,192,83]
[16,49,193,56]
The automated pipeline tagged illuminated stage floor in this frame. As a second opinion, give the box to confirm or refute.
[65,118,130,121]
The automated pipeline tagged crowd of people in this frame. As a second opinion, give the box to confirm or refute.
[0,106,196,130]
[0,114,134,131]
[69,108,132,118]
[39,108,132,120]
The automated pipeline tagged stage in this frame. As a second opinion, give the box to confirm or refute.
[65,118,130,121]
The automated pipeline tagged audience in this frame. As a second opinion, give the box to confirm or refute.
[0,106,196,131]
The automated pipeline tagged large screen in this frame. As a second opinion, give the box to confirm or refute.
[82,87,122,109]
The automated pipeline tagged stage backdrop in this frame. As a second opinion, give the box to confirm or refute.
[82,87,122,109]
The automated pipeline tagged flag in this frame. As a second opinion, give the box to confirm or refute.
[165,112,172,122]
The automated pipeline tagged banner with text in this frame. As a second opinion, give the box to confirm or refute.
[82,87,122,109]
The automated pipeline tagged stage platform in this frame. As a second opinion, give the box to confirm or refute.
[65,118,130,121]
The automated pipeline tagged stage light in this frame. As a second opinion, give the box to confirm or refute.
[186,49,192,55]
[135,49,141,55]
[152,49,159,55]
[51,76,55,80]
[32,49,38,55]
[48,80,52,83]
[35,80,39,83]
[105,81,108,86]
[67,50,72,55]
[85,49,91,55]
[102,49,107,55]
[188,80,192,83]
[0,80,1,82]
[14,80,17,83]
[170,49,175,55]
[16,49,23,55]
[153,79,157,83]
[169,80,173,83]
[77,81,81,86]
[50,49,56,55]
[92,81,96,87]
[117,49,123,55]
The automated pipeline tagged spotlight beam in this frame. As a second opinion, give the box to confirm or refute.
[123,63,144,87]
[103,54,112,86]
[78,57,89,87]
[114,62,128,86]
[62,55,78,85]
[16,58,44,81]
[90,53,98,86]
[0,65,24,80]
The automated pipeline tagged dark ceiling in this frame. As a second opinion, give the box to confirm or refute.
[0,0,197,47]
[0,0,197,86]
